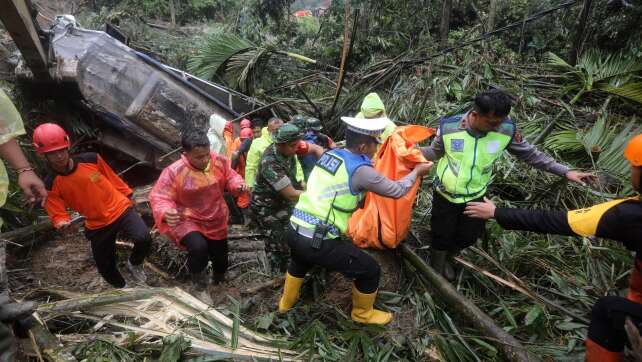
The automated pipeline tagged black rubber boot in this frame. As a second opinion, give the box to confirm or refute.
[430,250,447,275]
[443,252,457,282]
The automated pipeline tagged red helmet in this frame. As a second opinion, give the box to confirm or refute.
[224,121,233,133]
[240,118,252,129]
[240,127,254,139]
[33,123,70,154]
[625,134,642,167]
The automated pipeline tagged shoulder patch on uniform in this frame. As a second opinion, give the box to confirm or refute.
[316,152,343,175]
[451,139,465,152]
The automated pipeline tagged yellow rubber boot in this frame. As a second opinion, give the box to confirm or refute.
[278,272,304,314]
[350,287,392,325]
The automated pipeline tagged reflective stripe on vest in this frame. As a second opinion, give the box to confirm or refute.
[435,118,514,203]
[567,197,639,237]
[291,149,371,236]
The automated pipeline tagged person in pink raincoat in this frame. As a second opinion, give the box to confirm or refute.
[149,129,248,304]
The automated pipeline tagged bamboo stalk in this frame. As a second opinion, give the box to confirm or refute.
[399,243,540,362]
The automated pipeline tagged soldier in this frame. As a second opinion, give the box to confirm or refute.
[250,124,322,272]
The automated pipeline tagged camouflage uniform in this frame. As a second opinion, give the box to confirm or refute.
[251,140,302,273]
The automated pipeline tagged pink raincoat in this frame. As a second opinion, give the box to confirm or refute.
[149,152,246,246]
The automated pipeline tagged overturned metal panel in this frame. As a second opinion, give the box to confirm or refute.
[15,20,264,169]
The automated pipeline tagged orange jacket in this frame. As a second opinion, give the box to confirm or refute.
[44,153,132,230]
[149,152,247,244]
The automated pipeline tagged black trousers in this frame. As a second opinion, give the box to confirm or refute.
[180,231,228,275]
[588,296,642,352]
[286,225,380,293]
[84,207,152,288]
[430,191,486,252]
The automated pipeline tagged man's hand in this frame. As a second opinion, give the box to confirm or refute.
[415,162,434,177]
[57,221,79,237]
[566,170,596,186]
[17,170,47,205]
[164,208,180,227]
[463,197,496,220]
[236,184,248,193]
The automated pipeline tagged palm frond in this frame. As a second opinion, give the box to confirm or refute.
[545,52,572,70]
[599,82,642,104]
[544,130,584,154]
[595,120,642,194]
[578,49,642,86]
[226,45,274,93]
[187,32,256,81]
[580,114,617,158]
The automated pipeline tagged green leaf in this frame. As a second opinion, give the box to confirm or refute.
[256,312,275,331]
[471,338,498,357]
[555,321,586,331]
[158,334,191,362]
[600,82,642,104]
[524,305,543,326]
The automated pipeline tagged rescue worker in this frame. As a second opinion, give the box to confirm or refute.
[230,127,254,178]
[0,89,46,361]
[356,92,397,143]
[420,89,594,280]
[464,134,642,362]
[290,114,308,133]
[300,117,335,180]
[278,117,433,325]
[240,118,252,130]
[231,127,254,224]
[250,124,323,272]
[244,117,304,190]
[223,121,234,158]
[149,129,247,304]
[228,118,252,161]
[37,123,151,288]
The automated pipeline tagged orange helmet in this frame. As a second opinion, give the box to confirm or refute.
[33,123,70,154]
[624,134,642,167]
[240,118,252,129]
[240,127,253,139]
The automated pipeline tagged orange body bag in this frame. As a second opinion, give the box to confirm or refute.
[347,125,434,249]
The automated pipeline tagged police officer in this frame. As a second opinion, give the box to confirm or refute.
[420,89,594,280]
[277,116,432,325]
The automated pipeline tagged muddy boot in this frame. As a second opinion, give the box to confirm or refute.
[443,252,456,282]
[241,208,252,227]
[190,271,213,305]
[212,272,226,285]
[126,260,147,285]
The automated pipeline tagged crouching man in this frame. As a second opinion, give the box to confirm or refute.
[149,129,248,305]
[36,123,151,288]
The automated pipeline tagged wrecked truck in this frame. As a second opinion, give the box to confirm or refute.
[12,15,269,170]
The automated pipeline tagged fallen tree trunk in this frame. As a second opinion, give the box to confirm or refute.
[0,219,53,245]
[399,243,539,362]
[28,323,77,362]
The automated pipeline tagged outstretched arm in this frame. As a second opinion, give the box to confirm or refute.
[464,197,575,236]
